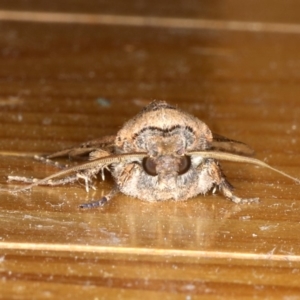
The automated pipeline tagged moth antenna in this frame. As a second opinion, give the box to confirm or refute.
[190,151,300,184]
[1,152,146,193]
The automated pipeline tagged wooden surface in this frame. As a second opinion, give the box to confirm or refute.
[1,1,300,299]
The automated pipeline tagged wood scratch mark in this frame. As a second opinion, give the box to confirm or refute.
[0,241,299,262]
[0,10,300,34]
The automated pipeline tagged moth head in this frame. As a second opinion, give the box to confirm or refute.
[137,130,196,189]
[142,155,191,177]
[146,135,185,156]
[142,154,192,189]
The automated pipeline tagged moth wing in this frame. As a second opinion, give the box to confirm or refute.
[46,135,116,160]
[211,133,255,156]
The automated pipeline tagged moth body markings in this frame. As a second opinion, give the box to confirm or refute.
[2,100,299,207]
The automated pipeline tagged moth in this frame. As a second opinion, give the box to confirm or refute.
[3,100,299,208]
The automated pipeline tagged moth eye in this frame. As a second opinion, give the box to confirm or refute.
[178,155,191,175]
[142,157,157,176]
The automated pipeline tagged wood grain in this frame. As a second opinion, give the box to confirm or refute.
[0,1,300,299]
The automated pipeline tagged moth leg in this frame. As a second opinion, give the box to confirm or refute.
[34,155,69,169]
[8,174,78,186]
[207,159,260,204]
[79,186,119,209]
[218,177,259,204]
[76,172,94,192]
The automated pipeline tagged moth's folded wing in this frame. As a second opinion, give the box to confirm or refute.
[211,133,255,156]
[46,135,116,160]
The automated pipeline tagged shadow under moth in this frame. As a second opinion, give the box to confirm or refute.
[2,100,299,208]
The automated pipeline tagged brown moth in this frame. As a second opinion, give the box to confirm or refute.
[3,100,299,208]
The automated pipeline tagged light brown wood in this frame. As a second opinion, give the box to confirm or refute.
[1,1,300,299]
